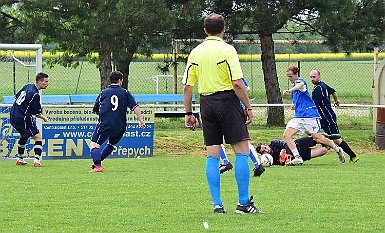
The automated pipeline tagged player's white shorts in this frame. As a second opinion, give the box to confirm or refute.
[286,118,321,135]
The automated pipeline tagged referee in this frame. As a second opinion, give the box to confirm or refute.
[182,13,264,214]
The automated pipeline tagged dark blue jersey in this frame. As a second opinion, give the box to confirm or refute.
[10,84,42,128]
[291,78,320,118]
[312,81,337,126]
[93,84,138,137]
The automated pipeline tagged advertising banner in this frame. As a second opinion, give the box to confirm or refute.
[0,106,154,159]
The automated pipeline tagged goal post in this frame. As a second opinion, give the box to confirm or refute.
[0,43,42,74]
[0,44,43,158]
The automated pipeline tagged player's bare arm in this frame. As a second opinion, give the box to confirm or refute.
[283,82,304,96]
[133,107,145,128]
[332,92,340,106]
[36,114,49,122]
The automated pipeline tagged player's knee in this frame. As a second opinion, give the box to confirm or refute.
[89,141,100,149]
[312,133,323,142]
[320,147,328,155]
[32,133,43,141]
[283,132,291,141]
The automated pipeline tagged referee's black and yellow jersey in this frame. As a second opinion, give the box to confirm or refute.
[182,36,243,94]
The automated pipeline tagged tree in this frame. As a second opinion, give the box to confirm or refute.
[207,0,385,126]
[17,0,173,90]
[0,0,34,42]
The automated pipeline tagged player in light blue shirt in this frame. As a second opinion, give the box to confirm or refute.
[283,66,345,165]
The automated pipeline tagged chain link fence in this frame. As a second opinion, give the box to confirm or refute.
[2,48,384,132]
[1,49,383,105]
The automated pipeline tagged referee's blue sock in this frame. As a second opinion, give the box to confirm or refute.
[90,148,101,166]
[235,153,250,205]
[206,156,223,207]
[219,144,229,165]
[101,144,114,161]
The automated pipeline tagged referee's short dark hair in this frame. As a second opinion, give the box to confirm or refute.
[204,13,225,35]
[109,71,123,83]
[36,72,48,82]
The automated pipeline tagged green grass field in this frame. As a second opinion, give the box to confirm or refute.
[1,153,384,232]
[1,128,384,232]
[0,59,376,104]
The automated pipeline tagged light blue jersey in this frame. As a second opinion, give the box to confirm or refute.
[291,78,320,118]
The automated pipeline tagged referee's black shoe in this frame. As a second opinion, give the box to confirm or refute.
[219,162,233,174]
[213,205,226,214]
[235,196,266,214]
[253,165,265,177]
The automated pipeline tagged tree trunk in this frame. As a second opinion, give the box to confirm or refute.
[259,33,285,127]
[99,41,112,90]
[114,53,133,90]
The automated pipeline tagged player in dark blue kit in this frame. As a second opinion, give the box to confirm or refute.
[89,71,145,172]
[10,72,49,167]
[310,69,359,163]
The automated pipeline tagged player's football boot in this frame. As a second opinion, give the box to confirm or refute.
[219,162,233,174]
[89,166,103,172]
[213,205,226,214]
[349,156,360,164]
[253,165,265,177]
[16,158,27,165]
[289,156,303,166]
[336,147,346,164]
[33,159,41,167]
[235,196,266,214]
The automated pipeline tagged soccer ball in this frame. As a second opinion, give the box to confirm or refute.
[260,153,273,167]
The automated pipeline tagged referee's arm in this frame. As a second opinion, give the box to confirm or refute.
[183,85,194,113]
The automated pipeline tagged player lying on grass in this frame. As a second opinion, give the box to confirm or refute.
[255,136,329,166]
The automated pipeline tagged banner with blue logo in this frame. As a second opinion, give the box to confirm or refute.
[0,106,154,159]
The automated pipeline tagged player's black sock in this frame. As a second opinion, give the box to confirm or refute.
[94,160,102,166]
[339,141,356,159]
[17,145,25,157]
[34,141,43,157]
[17,136,28,156]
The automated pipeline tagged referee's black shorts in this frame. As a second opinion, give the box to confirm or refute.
[200,90,250,146]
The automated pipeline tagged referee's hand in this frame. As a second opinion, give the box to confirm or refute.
[185,115,196,131]
[245,109,253,125]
